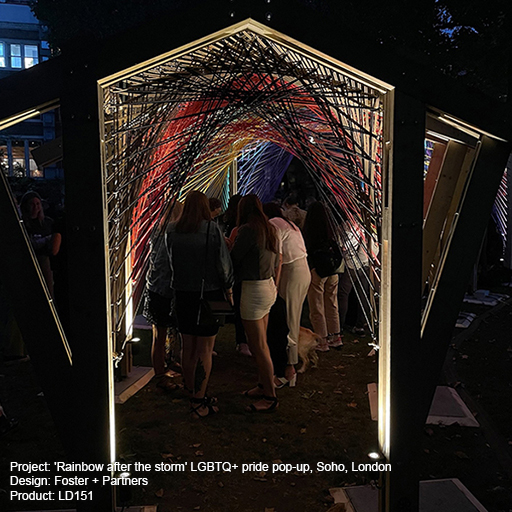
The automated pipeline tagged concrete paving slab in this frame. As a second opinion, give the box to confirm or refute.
[367,384,479,427]
[341,478,488,512]
[115,366,154,404]
[427,386,479,427]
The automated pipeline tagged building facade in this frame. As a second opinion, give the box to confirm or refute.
[0,0,61,179]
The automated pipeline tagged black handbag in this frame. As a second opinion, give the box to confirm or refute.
[196,221,234,327]
[311,239,343,278]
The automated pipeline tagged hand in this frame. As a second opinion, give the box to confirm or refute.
[226,288,234,306]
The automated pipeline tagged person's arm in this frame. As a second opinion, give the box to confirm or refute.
[51,233,61,256]
[213,223,234,291]
[272,220,284,288]
[226,226,238,251]
[274,252,283,288]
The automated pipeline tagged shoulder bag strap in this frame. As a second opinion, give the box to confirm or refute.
[199,220,212,300]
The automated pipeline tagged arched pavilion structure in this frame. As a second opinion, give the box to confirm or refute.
[0,2,510,510]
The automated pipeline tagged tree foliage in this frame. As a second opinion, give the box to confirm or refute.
[32,0,511,102]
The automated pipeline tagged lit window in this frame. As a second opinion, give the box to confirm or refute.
[24,45,39,68]
[41,41,50,50]
[0,42,5,67]
[11,44,22,68]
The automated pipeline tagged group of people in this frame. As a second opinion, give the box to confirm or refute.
[145,190,371,419]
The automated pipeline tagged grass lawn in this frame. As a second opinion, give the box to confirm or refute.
[120,323,379,511]
[1,301,512,511]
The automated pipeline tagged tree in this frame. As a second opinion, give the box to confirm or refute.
[32,0,511,102]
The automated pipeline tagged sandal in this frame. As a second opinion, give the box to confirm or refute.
[243,383,264,398]
[156,375,181,392]
[190,397,219,418]
[203,395,218,406]
[246,395,279,413]
[275,374,297,389]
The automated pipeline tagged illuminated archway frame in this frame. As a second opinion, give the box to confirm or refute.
[98,15,395,452]
[96,16,507,469]
[99,18,390,357]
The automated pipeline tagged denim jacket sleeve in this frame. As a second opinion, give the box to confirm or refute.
[213,222,234,289]
[146,233,174,298]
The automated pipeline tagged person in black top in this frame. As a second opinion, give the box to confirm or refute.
[303,201,342,351]
[20,191,61,299]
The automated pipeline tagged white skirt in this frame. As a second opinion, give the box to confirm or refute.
[240,278,277,321]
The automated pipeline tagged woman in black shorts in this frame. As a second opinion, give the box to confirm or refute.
[166,191,234,418]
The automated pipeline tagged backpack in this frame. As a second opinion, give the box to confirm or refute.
[311,239,344,278]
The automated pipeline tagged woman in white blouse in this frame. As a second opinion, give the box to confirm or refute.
[264,202,311,387]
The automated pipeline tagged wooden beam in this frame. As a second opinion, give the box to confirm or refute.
[420,136,511,421]
[439,147,476,253]
[423,142,446,218]
[427,147,476,285]
[422,141,468,285]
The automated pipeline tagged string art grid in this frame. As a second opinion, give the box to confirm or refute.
[101,28,384,347]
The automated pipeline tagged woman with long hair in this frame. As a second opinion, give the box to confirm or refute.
[231,194,280,412]
[144,199,183,391]
[20,191,61,299]
[263,202,310,387]
[223,193,242,240]
[303,201,342,351]
[166,191,234,418]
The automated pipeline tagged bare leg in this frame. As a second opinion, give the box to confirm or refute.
[181,333,198,394]
[151,325,168,376]
[193,335,216,399]
[189,335,219,417]
[243,316,277,411]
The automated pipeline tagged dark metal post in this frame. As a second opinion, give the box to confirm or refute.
[60,55,115,511]
[379,90,425,512]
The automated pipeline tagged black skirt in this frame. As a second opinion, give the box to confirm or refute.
[143,290,176,328]
[175,289,225,337]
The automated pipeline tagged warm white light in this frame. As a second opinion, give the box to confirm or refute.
[368,451,382,460]
[131,337,140,343]
[119,471,131,478]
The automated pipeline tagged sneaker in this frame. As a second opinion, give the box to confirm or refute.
[328,336,343,348]
[315,343,330,352]
[351,327,366,337]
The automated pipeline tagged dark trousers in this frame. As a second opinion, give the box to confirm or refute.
[267,294,289,378]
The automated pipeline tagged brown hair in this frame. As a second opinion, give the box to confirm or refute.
[303,201,335,252]
[157,199,183,235]
[237,194,278,252]
[175,191,211,233]
[263,202,296,229]
[20,191,44,224]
